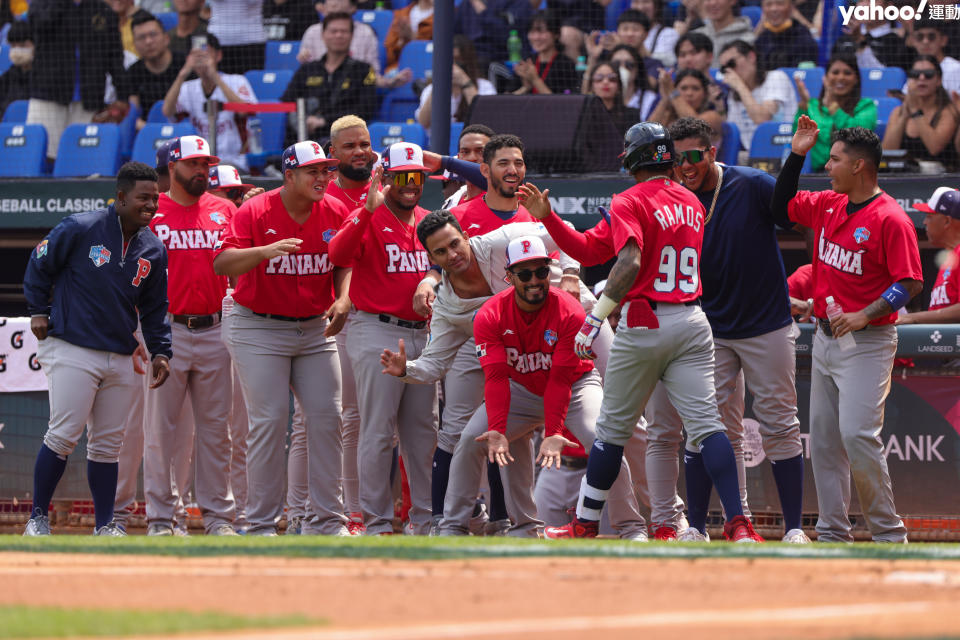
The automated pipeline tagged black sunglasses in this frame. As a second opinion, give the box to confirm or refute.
[908,68,938,80]
[678,148,709,165]
[225,188,244,201]
[510,265,551,281]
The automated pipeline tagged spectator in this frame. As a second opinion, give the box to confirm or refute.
[384,0,433,71]
[675,32,727,114]
[299,0,380,74]
[907,20,960,95]
[207,0,266,74]
[162,33,258,170]
[755,0,818,70]
[513,10,580,95]
[883,56,960,170]
[167,0,209,57]
[649,68,724,142]
[123,12,186,129]
[263,0,318,41]
[584,14,662,84]
[694,0,755,65]
[106,0,140,58]
[0,20,31,120]
[672,0,705,36]
[608,44,658,117]
[833,0,913,71]
[281,12,377,141]
[548,0,606,60]
[416,35,496,128]
[632,0,680,66]
[584,60,640,135]
[453,0,532,70]
[793,0,821,37]
[26,0,125,161]
[718,39,796,149]
[794,52,876,172]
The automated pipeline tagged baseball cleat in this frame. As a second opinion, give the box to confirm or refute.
[147,523,174,536]
[544,519,599,539]
[346,512,366,536]
[622,530,649,542]
[94,521,127,537]
[211,524,239,536]
[23,515,52,536]
[723,515,765,543]
[484,518,511,537]
[678,526,710,542]
[468,501,490,536]
[782,528,811,544]
[285,515,303,535]
[651,524,678,541]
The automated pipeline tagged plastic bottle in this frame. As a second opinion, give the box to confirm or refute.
[507,30,523,64]
[375,0,385,9]
[575,55,588,74]
[248,118,262,154]
[825,296,856,351]
[222,288,235,317]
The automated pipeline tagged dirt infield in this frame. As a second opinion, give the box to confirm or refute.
[2,552,960,639]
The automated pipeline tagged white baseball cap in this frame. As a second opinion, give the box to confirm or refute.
[381,141,429,172]
[208,165,254,192]
[281,140,339,170]
[169,135,219,164]
[914,186,960,219]
[506,236,550,268]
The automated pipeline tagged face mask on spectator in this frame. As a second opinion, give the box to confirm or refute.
[9,46,34,67]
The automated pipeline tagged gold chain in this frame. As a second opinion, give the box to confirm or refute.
[704,164,723,226]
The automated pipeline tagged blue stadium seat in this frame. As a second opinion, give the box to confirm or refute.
[131,122,197,165]
[147,100,170,123]
[246,110,288,170]
[449,121,464,156]
[156,11,178,31]
[0,123,47,177]
[748,121,794,169]
[605,0,630,30]
[876,120,887,140]
[244,70,294,101]
[718,121,741,166]
[2,99,28,122]
[781,66,824,101]
[393,0,413,8]
[378,85,419,122]
[873,96,899,122]
[398,41,434,81]
[0,44,9,75]
[53,123,122,177]
[355,9,393,42]
[665,0,681,23]
[265,40,301,70]
[368,122,427,150]
[741,5,762,27]
[118,103,140,161]
[861,67,906,98]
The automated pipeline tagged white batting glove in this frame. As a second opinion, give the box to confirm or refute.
[574,313,602,360]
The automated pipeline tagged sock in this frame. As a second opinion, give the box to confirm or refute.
[32,444,68,518]
[431,448,453,517]
[682,449,713,534]
[770,454,804,533]
[389,446,399,486]
[87,460,119,530]
[698,432,743,521]
[487,461,508,521]
[577,440,624,522]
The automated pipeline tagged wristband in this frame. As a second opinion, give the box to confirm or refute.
[419,274,440,289]
[881,282,910,310]
[590,293,619,322]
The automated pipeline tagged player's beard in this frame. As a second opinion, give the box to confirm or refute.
[491,176,519,199]
[519,282,547,305]
[175,169,207,197]
[340,163,372,182]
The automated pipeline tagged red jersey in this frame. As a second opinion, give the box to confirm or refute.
[217,188,349,317]
[328,203,430,321]
[324,179,370,211]
[610,177,706,304]
[788,191,922,325]
[787,264,814,301]
[150,192,235,315]
[473,288,593,436]
[542,211,615,267]
[929,245,960,310]
[452,196,536,236]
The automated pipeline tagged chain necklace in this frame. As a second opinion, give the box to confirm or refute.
[704,163,723,225]
[336,178,364,208]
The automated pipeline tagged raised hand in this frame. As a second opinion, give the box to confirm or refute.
[791,115,820,155]
[517,183,551,220]
[574,313,603,360]
[365,165,386,212]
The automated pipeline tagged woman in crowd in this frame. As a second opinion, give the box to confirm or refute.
[513,10,580,95]
[884,55,959,170]
[648,68,724,144]
[416,36,496,128]
[585,60,641,135]
[631,0,679,65]
[794,52,877,172]
[603,45,658,118]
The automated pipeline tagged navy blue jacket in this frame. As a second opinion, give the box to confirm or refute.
[24,206,173,359]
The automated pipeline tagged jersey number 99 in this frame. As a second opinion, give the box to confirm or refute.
[654,246,698,294]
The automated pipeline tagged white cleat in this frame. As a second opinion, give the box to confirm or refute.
[94,522,127,537]
[211,524,240,536]
[147,523,174,536]
[678,526,710,542]
[623,530,649,542]
[23,515,52,536]
[782,528,812,544]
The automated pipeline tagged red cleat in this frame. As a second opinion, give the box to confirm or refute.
[723,515,765,543]
[651,524,678,541]
[544,519,599,539]
[347,512,366,536]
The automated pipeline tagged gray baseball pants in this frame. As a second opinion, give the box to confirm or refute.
[336,315,362,516]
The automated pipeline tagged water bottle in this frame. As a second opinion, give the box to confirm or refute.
[248,118,263,154]
[222,288,235,317]
[507,30,523,64]
[375,0,384,8]
[825,296,856,351]
[576,55,588,75]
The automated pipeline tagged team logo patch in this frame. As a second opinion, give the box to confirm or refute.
[214,239,224,250]
[853,227,870,244]
[543,329,558,346]
[209,211,226,225]
[35,239,48,259]
[88,245,111,267]
[476,343,487,358]
[322,228,337,242]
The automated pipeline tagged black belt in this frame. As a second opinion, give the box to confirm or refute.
[560,455,588,470]
[252,311,323,322]
[817,318,868,338]
[649,299,700,310]
[378,313,426,330]
[172,311,221,330]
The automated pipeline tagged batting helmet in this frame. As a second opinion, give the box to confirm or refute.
[621,122,674,173]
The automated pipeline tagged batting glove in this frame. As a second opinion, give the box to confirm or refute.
[574,313,603,360]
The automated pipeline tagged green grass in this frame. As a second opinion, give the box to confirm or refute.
[0,605,320,638]
[2,534,960,561]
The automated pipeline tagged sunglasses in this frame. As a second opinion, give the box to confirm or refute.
[510,265,551,281]
[225,188,244,201]
[914,31,940,42]
[720,59,737,72]
[908,68,938,79]
[389,171,424,186]
[593,73,619,83]
[678,148,709,165]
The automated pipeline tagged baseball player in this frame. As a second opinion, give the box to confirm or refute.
[440,124,494,209]
[328,143,438,536]
[898,188,960,324]
[544,122,761,542]
[214,141,352,536]
[23,162,172,537]
[774,119,922,542]
[208,165,262,207]
[144,135,238,537]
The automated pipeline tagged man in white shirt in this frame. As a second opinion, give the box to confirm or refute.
[162,33,258,171]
